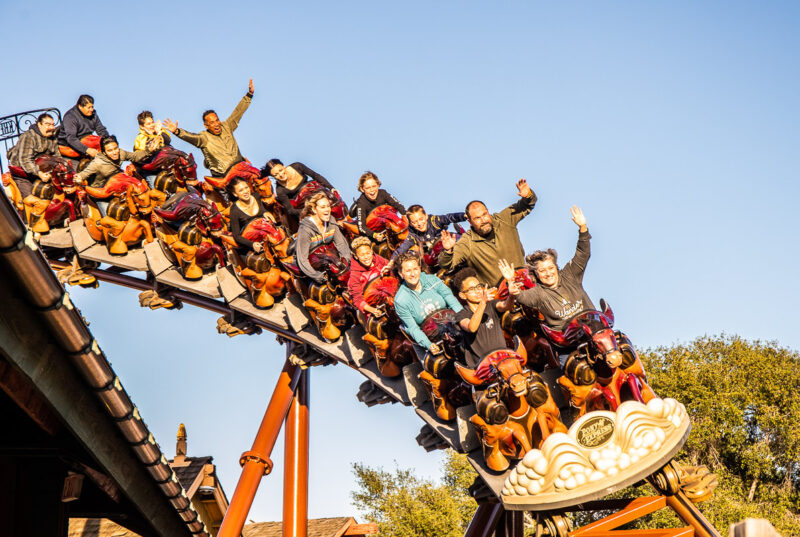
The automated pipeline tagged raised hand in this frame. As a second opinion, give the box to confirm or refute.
[516,178,532,198]
[441,229,456,251]
[485,286,498,301]
[570,206,587,231]
[498,258,515,281]
[162,118,178,134]
[248,78,255,95]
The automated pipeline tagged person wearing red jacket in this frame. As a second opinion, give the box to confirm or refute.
[348,236,390,317]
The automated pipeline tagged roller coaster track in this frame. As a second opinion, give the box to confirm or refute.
[8,209,724,537]
[0,168,722,536]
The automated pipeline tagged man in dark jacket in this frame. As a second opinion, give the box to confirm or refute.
[439,179,537,286]
[516,206,595,331]
[58,95,109,158]
[7,113,59,197]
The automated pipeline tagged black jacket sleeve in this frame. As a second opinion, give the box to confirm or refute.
[378,189,405,213]
[431,211,467,230]
[291,162,333,190]
[93,112,109,137]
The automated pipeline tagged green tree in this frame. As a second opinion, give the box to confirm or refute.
[635,335,800,534]
[351,450,477,537]
[351,336,800,535]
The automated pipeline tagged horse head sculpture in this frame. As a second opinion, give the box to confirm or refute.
[362,275,400,310]
[365,205,409,239]
[142,147,198,191]
[308,243,350,288]
[454,338,535,398]
[541,299,623,369]
[241,217,293,260]
[291,181,348,220]
[35,155,76,193]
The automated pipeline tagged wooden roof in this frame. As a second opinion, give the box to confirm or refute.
[69,518,140,537]
[243,517,376,537]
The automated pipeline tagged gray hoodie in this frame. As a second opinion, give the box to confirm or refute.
[295,216,350,283]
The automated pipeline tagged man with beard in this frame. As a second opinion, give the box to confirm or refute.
[162,79,254,178]
[7,113,60,197]
[439,179,537,285]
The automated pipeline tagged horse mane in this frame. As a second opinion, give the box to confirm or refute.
[170,193,209,221]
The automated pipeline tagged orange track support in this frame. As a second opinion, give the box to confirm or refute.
[570,496,693,537]
[218,357,303,537]
[283,369,310,537]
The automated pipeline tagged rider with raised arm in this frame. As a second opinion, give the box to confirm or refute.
[454,261,520,368]
[516,206,594,331]
[390,204,467,261]
[6,113,60,197]
[349,171,406,242]
[162,79,254,177]
[133,111,171,152]
[439,179,537,286]
[394,252,463,354]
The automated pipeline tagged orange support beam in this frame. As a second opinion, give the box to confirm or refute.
[570,496,694,537]
[664,492,721,537]
[218,357,303,537]
[283,369,310,537]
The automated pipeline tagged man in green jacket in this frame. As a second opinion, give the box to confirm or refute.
[162,79,254,177]
[439,179,537,286]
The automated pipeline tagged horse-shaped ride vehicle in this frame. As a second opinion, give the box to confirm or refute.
[356,275,417,378]
[455,339,568,472]
[227,216,293,309]
[153,191,228,280]
[289,242,355,342]
[541,300,657,417]
[12,155,83,233]
[81,171,166,255]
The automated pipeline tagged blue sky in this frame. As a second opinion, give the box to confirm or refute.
[2,0,798,524]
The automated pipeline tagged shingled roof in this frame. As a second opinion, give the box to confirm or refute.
[171,455,213,491]
[69,518,140,537]
[244,517,357,537]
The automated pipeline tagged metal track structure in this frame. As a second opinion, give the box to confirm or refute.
[1,109,723,537]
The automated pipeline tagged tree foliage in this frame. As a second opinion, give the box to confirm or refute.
[351,336,800,535]
[350,450,477,537]
[638,335,800,534]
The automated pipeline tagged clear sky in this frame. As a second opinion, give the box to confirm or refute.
[2,0,798,524]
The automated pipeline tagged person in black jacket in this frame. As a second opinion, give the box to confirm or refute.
[58,95,109,158]
[349,171,406,242]
[516,206,595,332]
[227,177,270,253]
[390,204,467,261]
[263,158,336,232]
